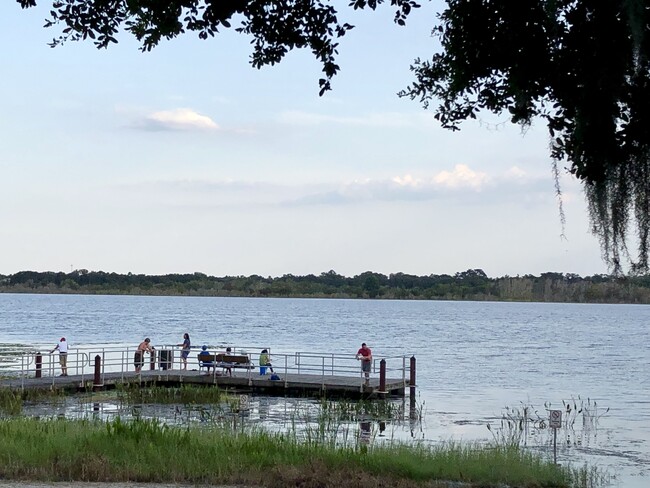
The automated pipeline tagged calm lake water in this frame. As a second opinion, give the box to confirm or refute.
[0,294,648,487]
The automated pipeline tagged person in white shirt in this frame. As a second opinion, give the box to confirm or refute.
[50,337,68,376]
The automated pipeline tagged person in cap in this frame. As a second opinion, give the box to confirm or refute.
[134,338,155,373]
[50,337,68,376]
[198,345,214,373]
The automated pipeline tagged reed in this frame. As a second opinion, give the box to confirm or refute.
[0,417,595,487]
[487,398,610,449]
[0,388,66,415]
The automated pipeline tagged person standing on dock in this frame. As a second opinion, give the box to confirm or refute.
[178,333,191,370]
[356,342,372,384]
[134,338,154,373]
[50,337,68,376]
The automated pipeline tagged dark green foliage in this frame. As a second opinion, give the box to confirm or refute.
[17,0,418,95]
[3,268,650,303]
[399,0,650,274]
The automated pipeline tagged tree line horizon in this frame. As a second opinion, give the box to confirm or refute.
[2,268,650,304]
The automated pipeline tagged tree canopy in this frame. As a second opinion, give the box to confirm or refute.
[16,0,650,274]
[17,0,418,95]
[400,0,650,275]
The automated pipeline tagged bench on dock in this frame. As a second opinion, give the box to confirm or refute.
[197,353,253,372]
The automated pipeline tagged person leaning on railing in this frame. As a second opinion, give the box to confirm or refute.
[356,342,372,384]
[50,337,68,376]
[134,338,154,373]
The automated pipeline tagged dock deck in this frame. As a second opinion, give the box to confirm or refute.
[2,370,408,398]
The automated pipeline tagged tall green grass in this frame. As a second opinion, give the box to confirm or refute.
[0,388,65,415]
[0,417,594,487]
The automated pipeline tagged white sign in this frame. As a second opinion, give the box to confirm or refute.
[239,394,250,412]
[549,409,562,429]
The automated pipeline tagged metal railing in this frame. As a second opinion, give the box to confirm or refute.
[1,345,413,393]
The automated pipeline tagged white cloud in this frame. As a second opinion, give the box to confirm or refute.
[112,165,562,210]
[393,165,490,191]
[433,164,489,189]
[143,108,219,131]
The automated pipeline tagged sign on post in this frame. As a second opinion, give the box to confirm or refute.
[549,409,562,429]
[549,409,562,465]
[239,394,250,412]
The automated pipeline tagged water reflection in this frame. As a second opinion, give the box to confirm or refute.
[359,419,371,444]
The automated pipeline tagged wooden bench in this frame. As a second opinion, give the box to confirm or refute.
[215,354,253,370]
[197,353,217,372]
[197,353,253,372]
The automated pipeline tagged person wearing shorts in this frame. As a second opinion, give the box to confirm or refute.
[50,337,68,376]
[134,338,154,373]
[178,333,191,370]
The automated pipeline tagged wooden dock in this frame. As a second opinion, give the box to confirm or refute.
[1,370,409,399]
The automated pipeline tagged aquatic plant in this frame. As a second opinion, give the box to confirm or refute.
[115,382,228,405]
[0,389,23,415]
[0,388,66,416]
[319,398,402,421]
[487,397,610,451]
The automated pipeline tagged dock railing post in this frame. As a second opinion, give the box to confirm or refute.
[35,353,42,379]
[150,349,156,371]
[409,355,416,412]
[379,359,386,395]
[93,355,102,390]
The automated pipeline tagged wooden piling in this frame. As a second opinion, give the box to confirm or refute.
[409,355,416,411]
[379,359,386,394]
[150,350,156,371]
[93,355,102,390]
[35,353,42,379]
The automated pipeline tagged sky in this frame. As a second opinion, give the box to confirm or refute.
[0,1,610,279]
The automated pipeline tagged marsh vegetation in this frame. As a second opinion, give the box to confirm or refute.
[0,384,609,487]
[0,416,594,487]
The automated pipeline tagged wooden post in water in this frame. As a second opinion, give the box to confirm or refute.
[379,359,386,395]
[35,353,42,378]
[150,349,156,371]
[93,355,102,390]
[409,355,416,411]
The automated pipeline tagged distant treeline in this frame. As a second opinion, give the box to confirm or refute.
[2,269,650,304]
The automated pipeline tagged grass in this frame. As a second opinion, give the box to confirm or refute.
[0,388,66,415]
[0,416,594,487]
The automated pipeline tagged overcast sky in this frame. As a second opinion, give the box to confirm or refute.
[0,1,609,278]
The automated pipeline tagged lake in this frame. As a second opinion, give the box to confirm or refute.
[0,293,648,487]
